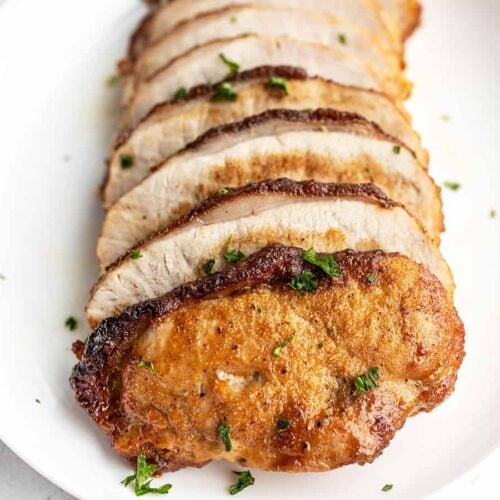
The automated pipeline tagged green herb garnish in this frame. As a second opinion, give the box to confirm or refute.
[440,114,450,121]
[317,342,324,349]
[303,248,341,277]
[130,249,143,260]
[273,337,294,357]
[65,316,78,331]
[218,424,232,451]
[106,73,121,86]
[173,87,188,100]
[382,484,394,492]
[229,471,255,495]
[366,274,377,284]
[121,452,172,496]
[354,367,380,393]
[120,154,134,169]
[224,248,245,264]
[137,360,156,373]
[490,209,497,219]
[219,53,240,77]
[443,181,461,191]
[265,77,289,96]
[338,33,347,45]
[256,306,263,314]
[218,187,230,195]
[203,258,215,275]
[289,271,318,294]
[35,399,41,404]
[211,81,238,101]
[392,145,401,154]
[276,418,289,432]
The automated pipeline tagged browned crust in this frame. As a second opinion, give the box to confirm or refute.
[169,108,408,157]
[104,178,398,273]
[72,245,395,431]
[402,1,422,40]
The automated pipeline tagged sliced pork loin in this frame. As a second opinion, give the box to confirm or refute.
[122,35,410,129]
[129,5,401,88]
[88,180,453,326]
[100,109,441,268]
[130,0,399,63]
[73,245,464,472]
[106,68,426,207]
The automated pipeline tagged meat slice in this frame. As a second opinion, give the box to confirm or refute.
[105,69,426,207]
[129,5,401,88]
[99,109,441,267]
[72,245,465,473]
[130,0,399,63]
[122,35,410,129]
[88,180,453,326]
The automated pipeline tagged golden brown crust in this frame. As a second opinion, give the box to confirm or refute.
[71,245,464,472]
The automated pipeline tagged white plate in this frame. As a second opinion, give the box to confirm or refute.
[1,1,499,499]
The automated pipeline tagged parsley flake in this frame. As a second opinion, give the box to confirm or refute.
[229,470,255,495]
[303,248,341,277]
[121,453,171,496]
[203,258,215,275]
[35,399,41,404]
[443,181,461,191]
[211,81,238,102]
[130,249,143,260]
[366,274,377,284]
[218,187,230,195]
[490,209,497,219]
[106,73,121,86]
[382,484,394,492]
[276,418,289,432]
[224,248,245,264]
[317,342,324,349]
[338,33,347,45]
[65,316,78,331]
[218,424,232,451]
[392,145,401,154]
[289,271,318,294]
[273,337,294,357]
[137,360,156,373]
[120,154,134,169]
[265,77,289,96]
[173,87,188,100]
[219,53,240,77]
[354,367,380,393]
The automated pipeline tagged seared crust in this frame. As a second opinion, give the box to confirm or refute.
[72,244,465,472]
[105,179,397,273]
[175,108,408,155]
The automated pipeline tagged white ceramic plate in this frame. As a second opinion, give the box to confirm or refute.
[1,1,499,499]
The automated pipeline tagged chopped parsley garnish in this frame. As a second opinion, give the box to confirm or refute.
[203,258,215,275]
[137,360,156,373]
[265,77,289,96]
[382,484,394,492]
[35,399,41,404]
[218,424,232,451]
[338,33,347,45]
[443,181,461,191]
[211,81,238,102]
[173,87,188,100]
[229,470,255,495]
[106,73,121,86]
[289,271,318,294]
[65,316,78,331]
[120,154,134,169]
[273,337,294,357]
[218,187,230,195]
[276,418,289,432]
[317,342,324,349]
[392,145,401,154]
[366,274,377,284]
[490,209,497,219]
[230,16,238,24]
[130,249,143,260]
[440,114,450,121]
[303,248,341,277]
[256,306,263,314]
[219,53,240,77]
[224,248,245,264]
[121,452,172,496]
[354,367,380,393]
